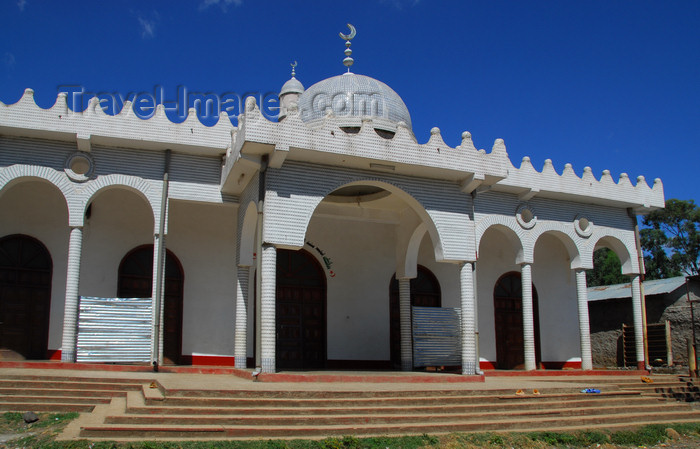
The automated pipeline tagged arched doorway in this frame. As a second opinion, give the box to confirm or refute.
[493,272,541,369]
[389,266,441,369]
[276,249,327,370]
[118,245,184,365]
[0,234,52,360]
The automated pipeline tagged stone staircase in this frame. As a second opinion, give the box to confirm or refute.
[0,374,149,413]
[2,372,700,441]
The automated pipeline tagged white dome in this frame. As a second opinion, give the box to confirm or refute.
[280,76,304,96]
[297,73,412,132]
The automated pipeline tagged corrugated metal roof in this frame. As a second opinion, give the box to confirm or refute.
[587,276,687,302]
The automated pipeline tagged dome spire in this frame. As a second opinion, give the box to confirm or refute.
[290,60,297,78]
[339,23,356,72]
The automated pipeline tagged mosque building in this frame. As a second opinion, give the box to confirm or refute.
[0,26,664,375]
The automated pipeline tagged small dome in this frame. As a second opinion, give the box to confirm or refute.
[297,73,412,132]
[280,76,304,96]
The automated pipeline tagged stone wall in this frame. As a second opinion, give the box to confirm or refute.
[589,279,700,368]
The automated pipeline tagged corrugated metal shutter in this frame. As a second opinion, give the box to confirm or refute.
[412,306,461,367]
[76,297,153,363]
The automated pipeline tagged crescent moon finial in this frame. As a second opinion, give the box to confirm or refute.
[339,24,356,72]
[339,23,356,41]
[290,60,297,77]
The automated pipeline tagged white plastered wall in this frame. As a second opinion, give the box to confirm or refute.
[305,214,395,361]
[79,188,154,298]
[0,180,70,351]
[532,233,579,363]
[302,209,461,362]
[476,227,521,363]
[167,200,237,358]
[415,234,460,309]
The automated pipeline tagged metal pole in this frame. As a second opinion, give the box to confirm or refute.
[686,277,698,377]
[153,149,171,371]
[254,156,268,370]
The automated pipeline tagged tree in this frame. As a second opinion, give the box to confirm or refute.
[588,247,629,287]
[641,198,700,278]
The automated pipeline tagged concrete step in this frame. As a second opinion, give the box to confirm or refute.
[79,410,700,440]
[164,387,574,399]
[0,387,127,398]
[149,390,642,409]
[0,379,144,391]
[128,395,663,416]
[0,402,96,412]
[0,395,111,404]
[0,374,153,385]
[106,402,692,426]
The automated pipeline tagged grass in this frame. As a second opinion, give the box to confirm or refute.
[2,413,700,449]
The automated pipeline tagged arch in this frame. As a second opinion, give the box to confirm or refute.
[0,234,52,359]
[276,248,327,370]
[263,165,474,262]
[591,234,638,275]
[83,175,160,232]
[317,180,446,261]
[477,222,526,264]
[398,222,427,279]
[493,271,541,369]
[388,266,441,369]
[239,201,258,266]
[118,245,184,365]
[0,165,72,223]
[533,229,583,269]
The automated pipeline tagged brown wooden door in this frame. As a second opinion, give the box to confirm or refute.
[0,235,52,360]
[493,272,541,369]
[276,249,326,370]
[389,266,441,369]
[118,245,184,365]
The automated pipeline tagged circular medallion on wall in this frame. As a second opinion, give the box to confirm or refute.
[64,152,95,182]
[574,214,593,238]
[516,203,537,229]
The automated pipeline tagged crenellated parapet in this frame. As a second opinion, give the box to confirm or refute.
[491,155,665,212]
[0,89,234,155]
[222,96,509,195]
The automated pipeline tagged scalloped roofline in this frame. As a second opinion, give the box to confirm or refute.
[224,97,664,211]
[0,89,234,155]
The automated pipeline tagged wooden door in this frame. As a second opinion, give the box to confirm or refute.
[493,272,541,369]
[0,235,52,360]
[118,245,184,365]
[389,266,441,369]
[276,249,326,370]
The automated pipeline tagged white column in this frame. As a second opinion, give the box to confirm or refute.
[234,265,250,369]
[630,274,646,370]
[151,233,166,364]
[575,269,593,370]
[60,226,83,362]
[521,262,536,371]
[260,244,277,373]
[398,278,413,371]
[460,262,477,375]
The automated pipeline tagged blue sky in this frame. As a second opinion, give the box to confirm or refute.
[1,1,699,204]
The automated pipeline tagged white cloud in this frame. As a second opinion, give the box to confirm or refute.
[138,16,156,38]
[17,0,27,12]
[199,0,242,12]
[3,52,16,70]
[381,0,420,10]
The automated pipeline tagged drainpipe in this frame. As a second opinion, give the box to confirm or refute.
[470,190,483,375]
[629,208,649,370]
[254,155,269,371]
[153,149,171,371]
